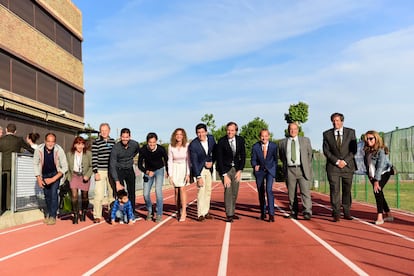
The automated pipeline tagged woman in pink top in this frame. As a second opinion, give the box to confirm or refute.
[168,128,190,221]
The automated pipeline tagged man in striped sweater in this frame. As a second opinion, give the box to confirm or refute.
[92,123,116,223]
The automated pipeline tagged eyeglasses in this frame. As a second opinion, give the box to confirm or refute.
[367,137,375,141]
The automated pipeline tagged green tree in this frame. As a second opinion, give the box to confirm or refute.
[201,113,226,141]
[283,101,309,137]
[239,117,271,159]
[212,125,227,142]
[201,113,216,132]
[80,123,99,142]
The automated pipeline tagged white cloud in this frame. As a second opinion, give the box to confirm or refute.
[79,0,414,150]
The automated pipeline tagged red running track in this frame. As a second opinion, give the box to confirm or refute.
[0,182,413,275]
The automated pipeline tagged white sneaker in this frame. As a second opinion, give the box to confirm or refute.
[375,220,384,225]
[384,216,394,222]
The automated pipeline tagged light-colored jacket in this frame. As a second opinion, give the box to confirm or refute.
[364,148,392,181]
[33,143,68,184]
[66,150,93,182]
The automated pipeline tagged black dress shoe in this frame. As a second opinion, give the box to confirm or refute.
[260,214,266,220]
[344,215,353,220]
[287,213,297,220]
[333,216,340,222]
[226,216,233,223]
[198,216,205,222]
[269,215,275,222]
[303,213,311,220]
[232,214,240,220]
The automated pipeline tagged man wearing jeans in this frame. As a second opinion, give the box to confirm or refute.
[138,132,168,222]
[109,128,140,215]
[33,133,68,225]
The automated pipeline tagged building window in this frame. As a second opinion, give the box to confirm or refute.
[12,60,36,100]
[0,52,11,91]
[58,82,74,114]
[4,0,82,60]
[37,72,57,107]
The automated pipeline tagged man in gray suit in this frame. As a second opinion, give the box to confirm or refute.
[323,112,357,222]
[279,122,313,220]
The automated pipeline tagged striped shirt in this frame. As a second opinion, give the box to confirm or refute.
[92,136,116,172]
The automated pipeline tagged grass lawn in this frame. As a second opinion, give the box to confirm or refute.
[313,176,414,212]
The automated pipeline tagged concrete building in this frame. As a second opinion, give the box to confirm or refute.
[0,0,84,149]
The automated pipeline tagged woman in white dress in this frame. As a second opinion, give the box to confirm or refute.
[168,128,190,221]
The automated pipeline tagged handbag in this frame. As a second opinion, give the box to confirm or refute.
[62,193,72,213]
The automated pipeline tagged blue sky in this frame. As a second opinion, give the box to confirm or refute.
[72,0,414,149]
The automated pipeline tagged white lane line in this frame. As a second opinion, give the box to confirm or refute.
[0,222,43,235]
[314,202,414,243]
[217,222,231,276]
[276,185,414,241]
[0,222,100,262]
[249,184,369,276]
[82,198,198,276]
[82,215,175,276]
[276,204,369,276]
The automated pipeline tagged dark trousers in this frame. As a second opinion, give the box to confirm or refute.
[117,168,136,211]
[254,170,275,216]
[327,172,353,217]
[1,171,11,212]
[371,172,391,214]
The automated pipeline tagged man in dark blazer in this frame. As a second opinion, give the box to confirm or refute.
[251,129,278,222]
[279,122,313,220]
[189,123,216,221]
[323,112,357,222]
[215,122,246,223]
[0,123,33,212]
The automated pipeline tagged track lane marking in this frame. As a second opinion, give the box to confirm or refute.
[248,183,369,276]
[84,183,222,274]
[0,223,100,262]
[217,222,231,276]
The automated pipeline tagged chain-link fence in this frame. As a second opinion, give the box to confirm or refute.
[312,126,414,212]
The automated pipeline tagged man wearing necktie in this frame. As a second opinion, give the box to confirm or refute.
[216,122,246,223]
[279,123,313,220]
[251,129,278,222]
[323,112,357,222]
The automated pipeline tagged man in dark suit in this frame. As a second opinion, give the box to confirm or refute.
[0,123,33,212]
[216,122,246,223]
[251,129,278,222]
[323,113,357,222]
[279,122,313,220]
[189,123,216,221]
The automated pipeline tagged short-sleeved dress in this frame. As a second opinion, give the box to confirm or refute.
[168,143,190,187]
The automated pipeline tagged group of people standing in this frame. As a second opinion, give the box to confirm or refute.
[1,111,394,226]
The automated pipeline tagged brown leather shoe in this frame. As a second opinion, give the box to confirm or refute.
[198,216,205,222]
[204,213,213,219]
[93,218,101,223]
